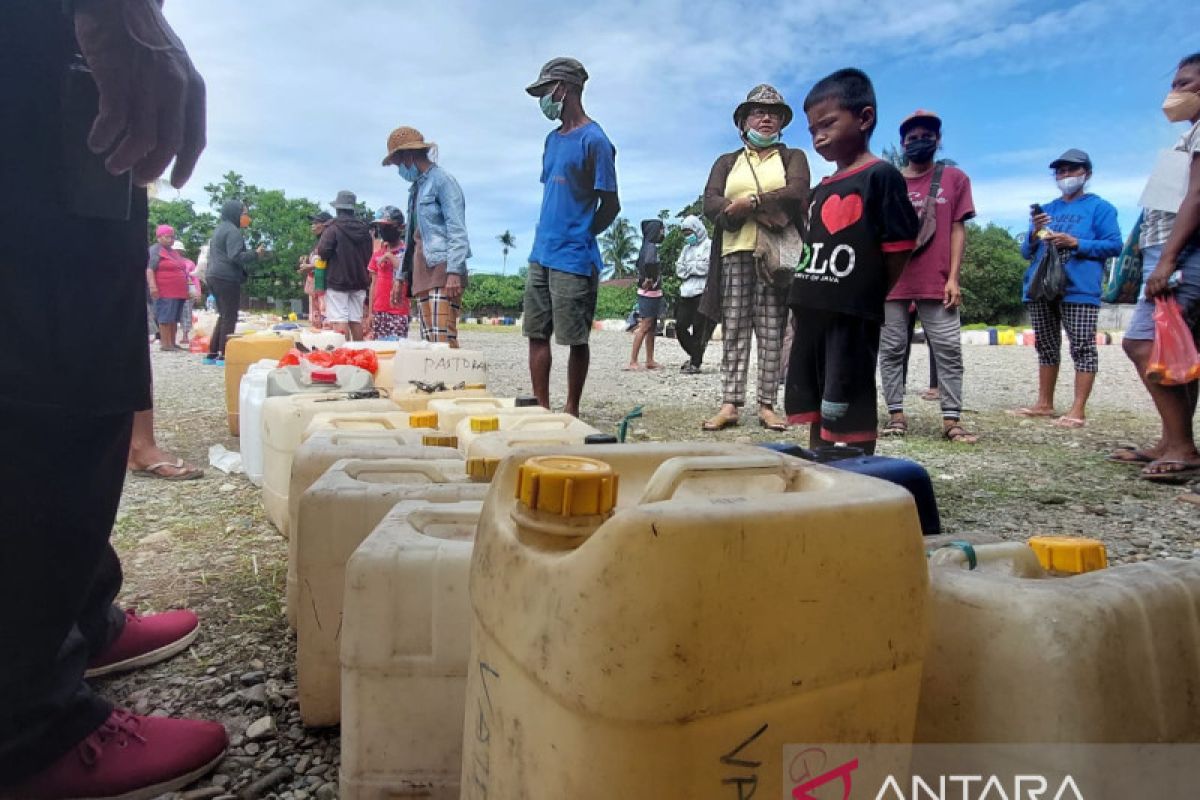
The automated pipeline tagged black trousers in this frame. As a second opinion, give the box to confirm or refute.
[675,295,714,368]
[0,414,130,783]
[207,277,242,357]
[0,0,147,782]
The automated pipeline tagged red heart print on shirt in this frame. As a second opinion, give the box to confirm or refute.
[820,193,864,235]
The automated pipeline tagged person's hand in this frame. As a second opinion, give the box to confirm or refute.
[148,285,159,301]
[444,274,464,300]
[1145,259,1178,298]
[74,0,207,188]
[943,278,962,310]
[256,245,267,257]
[1047,232,1078,249]
[1032,212,1052,231]
[725,196,753,220]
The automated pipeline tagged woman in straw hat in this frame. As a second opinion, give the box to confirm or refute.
[699,84,810,431]
[381,126,471,346]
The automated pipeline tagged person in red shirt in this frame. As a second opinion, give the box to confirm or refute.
[146,225,191,352]
[367,206,411,340]
[878,110,978,443]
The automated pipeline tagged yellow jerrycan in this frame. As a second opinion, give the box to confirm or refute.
[461,443,929,800]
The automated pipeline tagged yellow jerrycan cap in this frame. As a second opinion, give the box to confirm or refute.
[422,432,458,448]
[469,415,500,433]
[467,456,501,482]
[1028,536,1108,574]
[408,411,438,429]
[517,456,618,517]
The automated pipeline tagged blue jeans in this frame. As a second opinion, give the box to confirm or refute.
[1126,244,1200,340]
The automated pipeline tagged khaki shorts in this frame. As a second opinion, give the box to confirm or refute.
[522,262,598,346]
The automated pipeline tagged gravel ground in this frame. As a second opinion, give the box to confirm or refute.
[111,327,1196,799]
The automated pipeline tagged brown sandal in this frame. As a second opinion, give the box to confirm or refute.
[702,413,739,432]
[758,409,788,432]
[943,424,978,444]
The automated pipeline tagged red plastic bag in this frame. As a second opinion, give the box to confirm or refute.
[1146,297,1200,385]
[276,346,378,375]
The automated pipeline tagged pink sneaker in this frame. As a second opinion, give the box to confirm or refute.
[85,609,200,679]
[3,710,227,800]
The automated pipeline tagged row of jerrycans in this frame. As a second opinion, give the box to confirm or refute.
[321,444,1200,800]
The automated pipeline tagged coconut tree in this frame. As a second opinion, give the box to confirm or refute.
[599,217,639,279]
[497,230,517,274]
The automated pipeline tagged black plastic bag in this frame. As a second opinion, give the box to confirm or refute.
[1029,243,1068,303]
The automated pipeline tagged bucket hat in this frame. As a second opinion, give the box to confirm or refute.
[331,190,358,211]
[733,84,793,129]
[381,126,435,166]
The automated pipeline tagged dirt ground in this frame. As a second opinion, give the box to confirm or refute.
[109,327,1196,798]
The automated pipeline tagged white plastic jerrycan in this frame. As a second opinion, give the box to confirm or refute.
[460,416,605,481]
[260,395,398,536]
[295,458,481,727]
[341,500,484,800]
[918,539,1200,743]
[286,426,460,552]
[237,359,279,487]
[426,396,543,432]
[461,444,929,800]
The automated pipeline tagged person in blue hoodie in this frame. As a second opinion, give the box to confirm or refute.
[1013,149,1122,428]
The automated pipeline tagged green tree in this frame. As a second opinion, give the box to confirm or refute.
[203,172,324,302]
[599,216,639,278]
[496,230,517,274]
[147,198,216,259]
[460,273,526,316]
[881,143,905,169]
[959,222,1029,325]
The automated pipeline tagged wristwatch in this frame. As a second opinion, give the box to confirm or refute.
[749,194,760,210]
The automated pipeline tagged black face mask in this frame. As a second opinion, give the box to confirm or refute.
[904,139,938,164]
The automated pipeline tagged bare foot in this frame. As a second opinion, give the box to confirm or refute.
[645,361,662,370]
[622,363,644,371]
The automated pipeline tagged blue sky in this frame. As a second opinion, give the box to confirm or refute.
[165,0,1200,273]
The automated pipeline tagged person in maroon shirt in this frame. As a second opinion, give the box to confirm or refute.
[878,110,978,443]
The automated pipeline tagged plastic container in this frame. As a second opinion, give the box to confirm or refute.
[260,395,398,536]
[287,412,446,543]
[426,397,542,432]
[299,329,346,350]
[341,500,484,800]
[460,443,929,799]
[760,444,941,535]
[917,542,1200,743]
[237,359,280,487]
[224,331,298,435]
[266,364,375,397]
[461,416,604,481]
[294,459,482,726]
[391,343,486,391]
[456,413,599,456]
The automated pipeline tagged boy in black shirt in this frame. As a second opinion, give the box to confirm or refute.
[785,69,919,453]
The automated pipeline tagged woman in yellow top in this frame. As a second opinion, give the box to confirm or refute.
[699,84,811,431]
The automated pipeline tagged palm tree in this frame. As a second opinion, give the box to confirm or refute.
[599,217,639,279]
[496,230,517,274]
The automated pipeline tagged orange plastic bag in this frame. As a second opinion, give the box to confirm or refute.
[1146,297,1200,385]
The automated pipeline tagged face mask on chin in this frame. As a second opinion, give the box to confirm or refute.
[1163,90,1200,123]
[745,127,780,148]
[396,163,420,182]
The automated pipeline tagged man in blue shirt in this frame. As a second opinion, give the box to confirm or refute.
[523,57,620,416]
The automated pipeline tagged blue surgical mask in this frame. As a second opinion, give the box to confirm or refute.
[745,128,780,148]
[685,234,699,246]
[540,85,563,121]
[396,163,420,183]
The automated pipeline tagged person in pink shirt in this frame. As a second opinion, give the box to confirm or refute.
[878,111,978,443]
[367,206,411,340]
[146,225,190,352]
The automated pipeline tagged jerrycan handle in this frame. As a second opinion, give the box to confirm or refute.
[638,454,794,504]
[506,415,571,432]
[345,460,457,483]
[453,398,504,409]
[406,503,483,540]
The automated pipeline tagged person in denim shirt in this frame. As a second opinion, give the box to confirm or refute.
[381,126,471,346]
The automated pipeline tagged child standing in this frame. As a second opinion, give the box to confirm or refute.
[626,219,665,370]
[368,206,411,341]
[785,68,920,454]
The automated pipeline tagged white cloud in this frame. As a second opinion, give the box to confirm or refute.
[163,0,1168,270]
